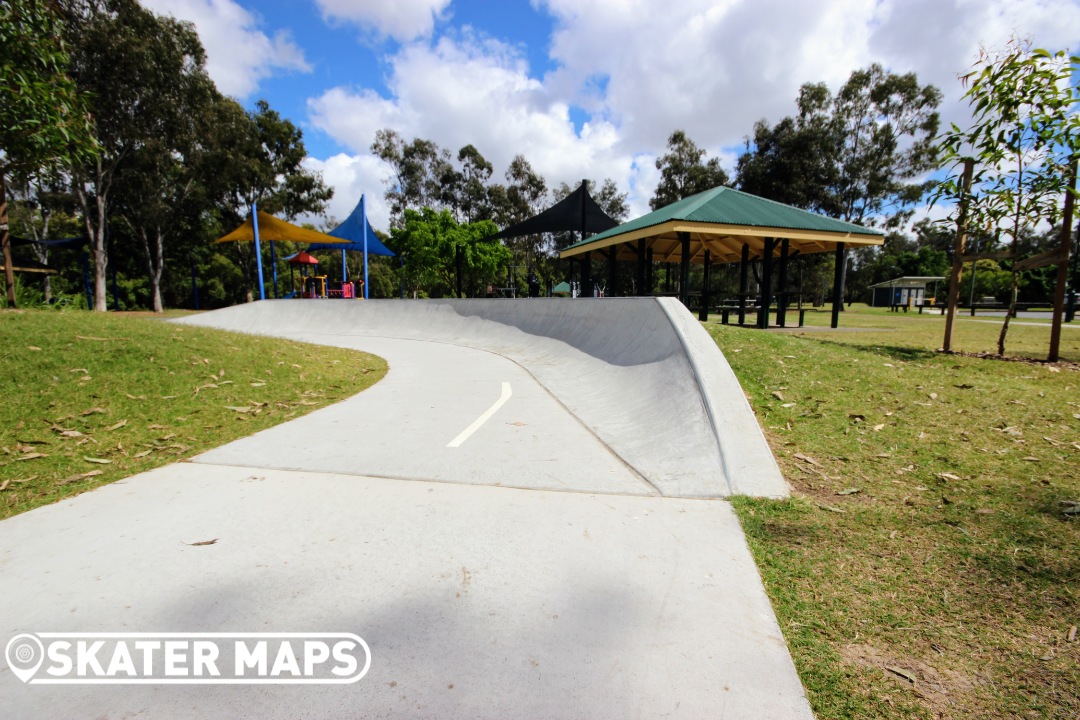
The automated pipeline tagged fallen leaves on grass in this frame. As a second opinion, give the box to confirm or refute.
[793,453,822,467]
[58,470,104,486]
[82,457,112,464]
[885,666,917,684]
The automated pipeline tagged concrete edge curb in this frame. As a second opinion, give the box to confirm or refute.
[654,298,789,498]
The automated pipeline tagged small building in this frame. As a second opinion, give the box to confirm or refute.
[866,276,945,308]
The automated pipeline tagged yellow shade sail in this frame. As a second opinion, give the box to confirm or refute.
[215,210,348,245]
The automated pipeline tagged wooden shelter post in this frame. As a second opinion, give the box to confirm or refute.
[607,248,618,296]
[636,239,646,296]
[777,238,790,327]
[699,250,712,321]
[678,232,691,306]
[582,252,592,297]
[831,242,846,329]
[738,244,749,325]
[758,238,776,329]
[646,248,654,295]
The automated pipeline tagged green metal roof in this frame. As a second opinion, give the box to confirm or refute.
[564,186,883,252]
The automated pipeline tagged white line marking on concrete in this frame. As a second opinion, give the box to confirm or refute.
[447,382,512,448]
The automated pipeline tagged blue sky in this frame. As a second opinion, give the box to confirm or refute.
[142,0,1080,229]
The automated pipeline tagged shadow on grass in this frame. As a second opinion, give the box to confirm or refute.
[809,338,940,362]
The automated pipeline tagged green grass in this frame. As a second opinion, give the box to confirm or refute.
[709,306,1080,718]
[0,309,386,519]
[793,304,1080,360]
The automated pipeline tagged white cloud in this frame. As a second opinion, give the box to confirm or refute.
[303,153,395,231]
[314,0,451,41]
[141,0,310,98]
[304,0,1080,226]
[540,0,1080,152]
[308,31,648,219]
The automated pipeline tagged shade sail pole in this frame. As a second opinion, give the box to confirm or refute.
[362,194,369,299]
[272,241,280,297]
[251,203,266,300]
[342,249,347,284]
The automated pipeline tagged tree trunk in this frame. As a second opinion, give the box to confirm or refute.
[1,172,15,308]
[140,227,165,313]
[77,160,110,312]
[29,244,51,303]
[997,275,1019,356]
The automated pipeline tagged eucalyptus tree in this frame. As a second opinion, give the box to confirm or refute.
[199,96,332,302]
[497,154,548,285]
[933,38,1079,356]
[736,83,839,214]
[650,130,729,210]
[738,65,941,304]
[0,0,96,307]
[446,144,495,223]
[371,130,454,227]
[107,17,219,312]
[65,0,216,310]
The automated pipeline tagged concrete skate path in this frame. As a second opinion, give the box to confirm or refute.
[0,298,814,719]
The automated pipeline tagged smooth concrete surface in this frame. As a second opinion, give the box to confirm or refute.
[0,464,812,719]
[176,298,787,498]
[194,334,658,496]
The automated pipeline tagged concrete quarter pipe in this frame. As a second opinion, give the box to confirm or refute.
[177,297,787,498]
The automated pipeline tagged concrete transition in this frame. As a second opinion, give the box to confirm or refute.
[0,297,811,720]
[176,297,787,498]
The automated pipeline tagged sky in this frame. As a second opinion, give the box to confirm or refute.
[139,0,1080,231]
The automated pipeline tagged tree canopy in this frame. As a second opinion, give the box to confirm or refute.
[650,130,730,210]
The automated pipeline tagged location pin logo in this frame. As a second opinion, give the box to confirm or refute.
[5,633,44,684]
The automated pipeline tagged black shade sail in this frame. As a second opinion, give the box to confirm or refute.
[10,235,89,250]
[491,180,619,240]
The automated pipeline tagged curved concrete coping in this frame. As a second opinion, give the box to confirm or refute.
[175,297,788,498]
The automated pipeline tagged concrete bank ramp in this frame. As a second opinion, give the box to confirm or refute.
[177,297,786,498]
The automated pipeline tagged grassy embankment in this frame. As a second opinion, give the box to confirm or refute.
[0,309,386,520]
[713,305,1079,719]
